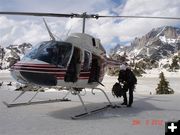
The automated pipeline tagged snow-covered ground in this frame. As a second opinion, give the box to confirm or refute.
[0,71,180,135]
[0,70,12,81]
[142,68,180,78]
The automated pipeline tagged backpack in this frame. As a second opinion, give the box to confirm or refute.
[112,82,123,98]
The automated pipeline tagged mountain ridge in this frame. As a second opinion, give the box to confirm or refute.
[110,26,180,60]
[0,43,32,69]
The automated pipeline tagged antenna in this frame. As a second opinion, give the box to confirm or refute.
[66,26,72,38]
[43,18,56,41]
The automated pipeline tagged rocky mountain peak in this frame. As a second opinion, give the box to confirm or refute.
[0,43,32,69]
[111,26,180,61]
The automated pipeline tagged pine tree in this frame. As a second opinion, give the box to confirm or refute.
[170,55,180,71]
[156,72,174,94]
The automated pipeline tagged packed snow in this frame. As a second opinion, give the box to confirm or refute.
[156,27,166,37]
[0,71,180,135]
[159,36,177,44]
[129,48,143,57]
[142,68,180,78]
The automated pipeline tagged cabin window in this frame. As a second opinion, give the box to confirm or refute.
[92,38,96,47]
[88,55,101,83]
[83,50,91,71]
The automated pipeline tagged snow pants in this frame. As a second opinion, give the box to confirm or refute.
[123,86,134,105]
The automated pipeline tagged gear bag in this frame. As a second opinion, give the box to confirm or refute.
[112,82,123,98]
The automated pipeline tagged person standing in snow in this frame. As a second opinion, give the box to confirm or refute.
[118,64,137,107]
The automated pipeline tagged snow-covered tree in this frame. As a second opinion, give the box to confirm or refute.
[156,72,174,94]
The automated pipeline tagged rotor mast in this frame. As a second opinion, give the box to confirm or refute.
[80,12,98,33]
[82,12,86,33]
[69,12,99,33]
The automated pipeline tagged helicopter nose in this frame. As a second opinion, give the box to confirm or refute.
[10,69,28,84]
[19,71,57,86]
[10,62,57,86]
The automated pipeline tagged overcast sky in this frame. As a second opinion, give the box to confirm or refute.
[0,0,180,51]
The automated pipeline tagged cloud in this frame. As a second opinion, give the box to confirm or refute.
[121,0,180,16]
[0,0,114,13]
[0,17,45,45]
[0,16,67,46]
[88,0,180,47]
[0,0,180,51]
[0,0,116,46]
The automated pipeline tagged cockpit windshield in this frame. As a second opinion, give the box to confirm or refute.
[23,41,73,67]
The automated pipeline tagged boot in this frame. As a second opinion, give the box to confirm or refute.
[127,104,132,107]
[121,102,127,105]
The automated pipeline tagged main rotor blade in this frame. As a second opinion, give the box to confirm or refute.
[0,11,180,20]
[98,15,180,20]
[0,11,75,18]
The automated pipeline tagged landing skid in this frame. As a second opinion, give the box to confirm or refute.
[72,105,112,119]
[3,98,70,108]
[4,86,119,119]
[71,88,118,119]
[3,85,71,108]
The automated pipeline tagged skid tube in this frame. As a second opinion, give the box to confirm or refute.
[3,87,71,108]
[3,98,70,108]
[71,88,118,119]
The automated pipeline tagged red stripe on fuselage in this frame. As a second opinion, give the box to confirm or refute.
[13,66,67,71]
[14,63,57,67]
[12,64,90,78]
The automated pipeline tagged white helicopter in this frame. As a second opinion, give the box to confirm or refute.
[0,12,180,119]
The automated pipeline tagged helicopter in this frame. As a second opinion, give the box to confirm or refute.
[0,12,180,119]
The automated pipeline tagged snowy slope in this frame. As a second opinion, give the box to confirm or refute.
[0,73,180,135]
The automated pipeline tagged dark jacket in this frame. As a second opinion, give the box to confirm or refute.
[118,68,137,88]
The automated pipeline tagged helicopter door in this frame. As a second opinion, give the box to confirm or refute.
[64,47,81,82]
[88,54,100,83]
